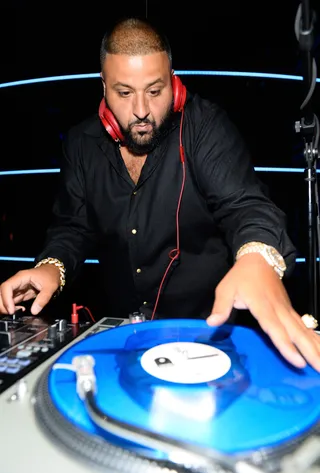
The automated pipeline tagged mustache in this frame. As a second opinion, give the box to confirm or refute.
[129,118,153,127]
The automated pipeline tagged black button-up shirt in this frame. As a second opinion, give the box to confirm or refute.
[36,92,296,320]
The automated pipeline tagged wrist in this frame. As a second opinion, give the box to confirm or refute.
[235,242,286,279]
[34,257,66,293]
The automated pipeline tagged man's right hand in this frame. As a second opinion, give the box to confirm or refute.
[0,265,61,316]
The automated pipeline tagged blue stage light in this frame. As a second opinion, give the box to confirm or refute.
[0,71,319,89]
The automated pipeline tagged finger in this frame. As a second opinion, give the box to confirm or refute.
[241,290,308,368]
[0,289,34,315]
[255,305,307,369]
[0,292,27,315]
[0,294,9,315]
[0,284,16,315]
[15,305,26,312]
[1,289,38,313]
[271,306,320,364]
[207,284,236,326]
[286,311,320,372]
[233,299,249,310]
[13,289,38,304]
[30,289,56,315]
[0,272,31,314]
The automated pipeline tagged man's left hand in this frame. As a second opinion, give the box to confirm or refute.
[206,253,320,372]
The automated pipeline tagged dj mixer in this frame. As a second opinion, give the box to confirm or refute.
[0,310,94,394]
[0,311,129,473]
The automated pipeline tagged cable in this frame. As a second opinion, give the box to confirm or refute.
[82,306,96,323]
[71,303,96,324]
[294,4,318,108]
[294,4,318,110]
[151,109,186,321]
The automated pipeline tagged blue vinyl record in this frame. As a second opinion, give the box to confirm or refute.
[47,319,320,460]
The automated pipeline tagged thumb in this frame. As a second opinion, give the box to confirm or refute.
[206,287,235,326]
[30,289,55,315]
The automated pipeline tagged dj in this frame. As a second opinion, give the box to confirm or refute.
[0,17,319,372]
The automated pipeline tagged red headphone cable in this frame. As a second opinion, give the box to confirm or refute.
[151,108,186,320]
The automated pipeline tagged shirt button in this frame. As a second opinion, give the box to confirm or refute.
[136,268,142,274]
[133,191,137,195]
[131,229,137,234]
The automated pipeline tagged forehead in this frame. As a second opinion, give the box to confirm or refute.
[103,51,171,84]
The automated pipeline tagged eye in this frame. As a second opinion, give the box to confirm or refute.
[149,89,161,96]
[118,90,131,97]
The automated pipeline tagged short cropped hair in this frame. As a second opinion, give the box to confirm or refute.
[99,17,172,70]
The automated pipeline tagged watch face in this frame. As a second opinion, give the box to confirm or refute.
[266,246,286,271]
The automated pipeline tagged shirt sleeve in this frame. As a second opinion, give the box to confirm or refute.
[191,102,297,276]
[34,132,97,285]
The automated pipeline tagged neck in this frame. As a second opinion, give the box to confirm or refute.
[119,144,147,160]
[119,146,148,185]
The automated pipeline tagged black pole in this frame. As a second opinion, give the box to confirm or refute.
[300,0,314,124]
[295,0,319,319]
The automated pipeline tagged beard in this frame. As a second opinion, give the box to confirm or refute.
[106,99,175,156]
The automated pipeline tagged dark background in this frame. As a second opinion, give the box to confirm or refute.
[0,0,319,322]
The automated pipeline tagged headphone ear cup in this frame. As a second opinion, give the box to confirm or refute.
[98,98,124,142]
[172,75,187,112]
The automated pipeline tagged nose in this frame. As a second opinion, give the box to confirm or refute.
[132,93,150,121]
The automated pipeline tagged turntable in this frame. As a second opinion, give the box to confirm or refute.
[2,316,320,473]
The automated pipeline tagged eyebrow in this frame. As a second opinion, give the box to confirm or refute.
[112,78,165,89]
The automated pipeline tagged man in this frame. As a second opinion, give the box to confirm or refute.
[0,17,319,372]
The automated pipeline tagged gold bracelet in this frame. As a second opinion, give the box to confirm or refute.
[34,257,66,293]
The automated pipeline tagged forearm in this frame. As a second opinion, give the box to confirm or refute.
[215,194,297,276]
[191,103,297,275]
[35,222,96,287]
[36,134,98,285]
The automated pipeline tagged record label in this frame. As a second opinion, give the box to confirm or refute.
[140,341,231,383]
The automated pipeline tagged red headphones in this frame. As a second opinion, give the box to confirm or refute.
[98,74,187,142]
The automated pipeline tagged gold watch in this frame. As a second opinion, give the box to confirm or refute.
[236,242,287,279]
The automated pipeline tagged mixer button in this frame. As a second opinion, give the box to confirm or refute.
[5,366,20,374]
[16,350,32,358]
[18,359,31,367]
[7,358,18,364]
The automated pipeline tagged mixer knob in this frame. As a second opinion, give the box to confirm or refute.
[47,324,57,339]
[58,319,67,331]
[129,312,146,324]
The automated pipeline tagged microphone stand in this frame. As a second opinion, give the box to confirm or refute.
[294,0,320,320]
